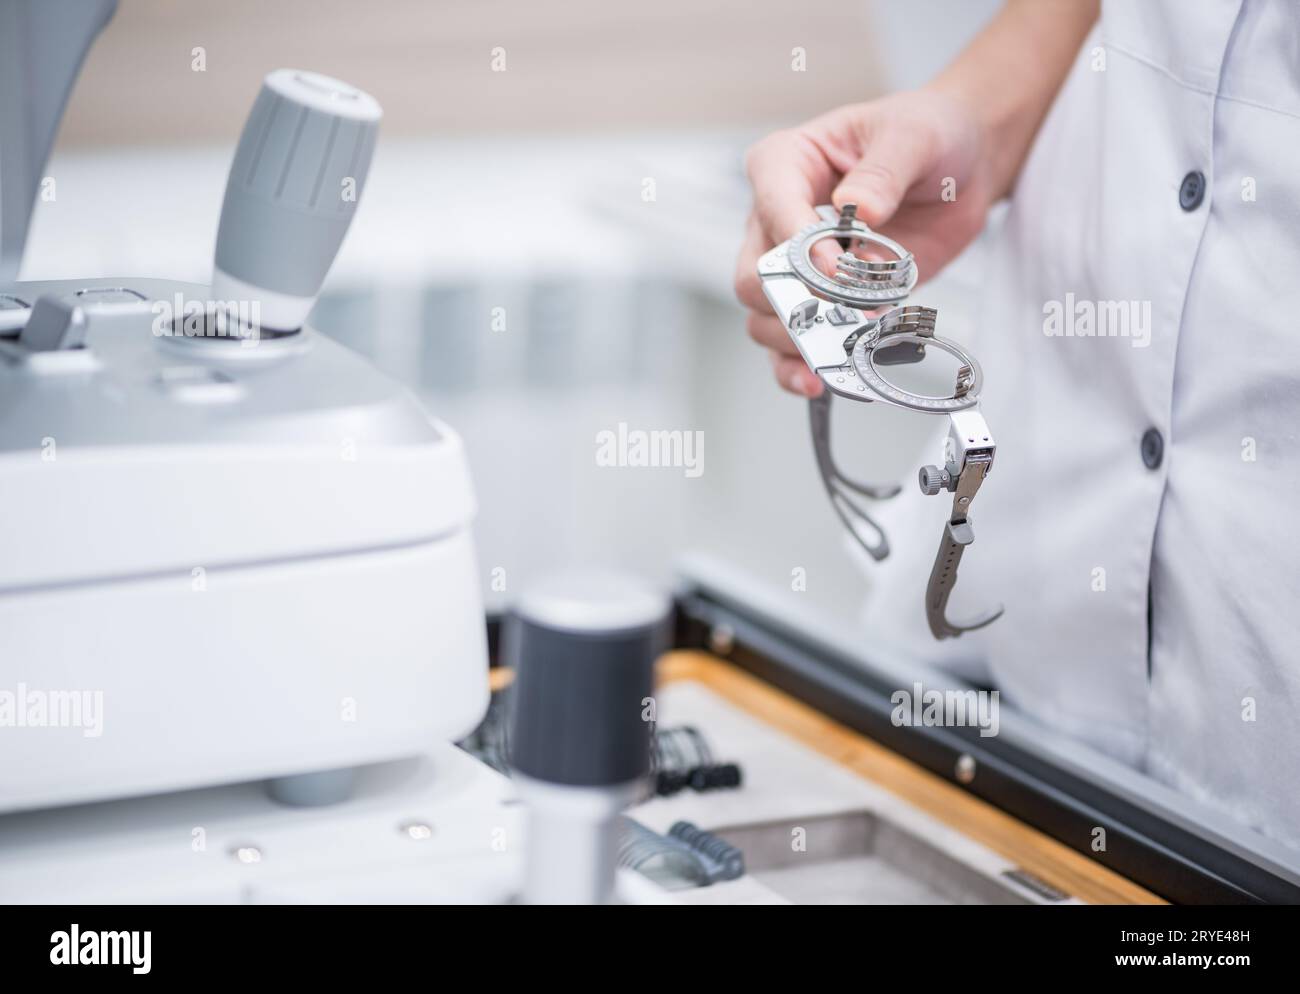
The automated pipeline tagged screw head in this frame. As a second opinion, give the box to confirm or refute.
[230,844,263,865]
[400,821,433,841]
[708,623,735,656]
[955,754,977,784]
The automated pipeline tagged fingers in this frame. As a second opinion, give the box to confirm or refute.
[746,310,795,353]
[745,130,823,246]
[738,124,843,401]
[742,256,821,397]
[733,213,773,314]
[745,280,823,396]
[739,228,821,397]
[769,350,824,398]
[832,126,933,229]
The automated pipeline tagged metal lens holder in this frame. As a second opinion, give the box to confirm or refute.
[756,204,1003,639]
[786,207,916,308]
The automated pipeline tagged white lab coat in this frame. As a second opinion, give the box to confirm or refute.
[862,0,1300,850]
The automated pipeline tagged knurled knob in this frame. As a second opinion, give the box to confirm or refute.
[918,465,950,496]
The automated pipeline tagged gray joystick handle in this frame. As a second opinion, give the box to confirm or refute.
[211,69,381,332]
[505,571,670,904]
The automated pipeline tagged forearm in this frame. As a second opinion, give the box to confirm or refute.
[928,0,1099,200]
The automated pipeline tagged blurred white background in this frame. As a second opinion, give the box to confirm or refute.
[22,0,1002,635]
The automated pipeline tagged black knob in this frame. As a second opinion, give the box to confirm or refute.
[506,571,670,787]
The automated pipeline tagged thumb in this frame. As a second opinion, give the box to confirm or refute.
[831,129,931,229]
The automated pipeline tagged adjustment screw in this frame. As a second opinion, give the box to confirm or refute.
[708,623,736,657]
[918,465,949,496]
[955,754,977,784]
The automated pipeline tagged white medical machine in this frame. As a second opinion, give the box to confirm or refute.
[0,2,665,907]
[0,0,488,812]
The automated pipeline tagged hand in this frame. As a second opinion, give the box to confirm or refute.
[733,88,995,397]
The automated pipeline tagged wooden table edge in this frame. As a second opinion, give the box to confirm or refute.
[655,649,1165,906]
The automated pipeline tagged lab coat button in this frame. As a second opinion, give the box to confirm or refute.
[1141,428,1164,469]
[1179,171,1206,211]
